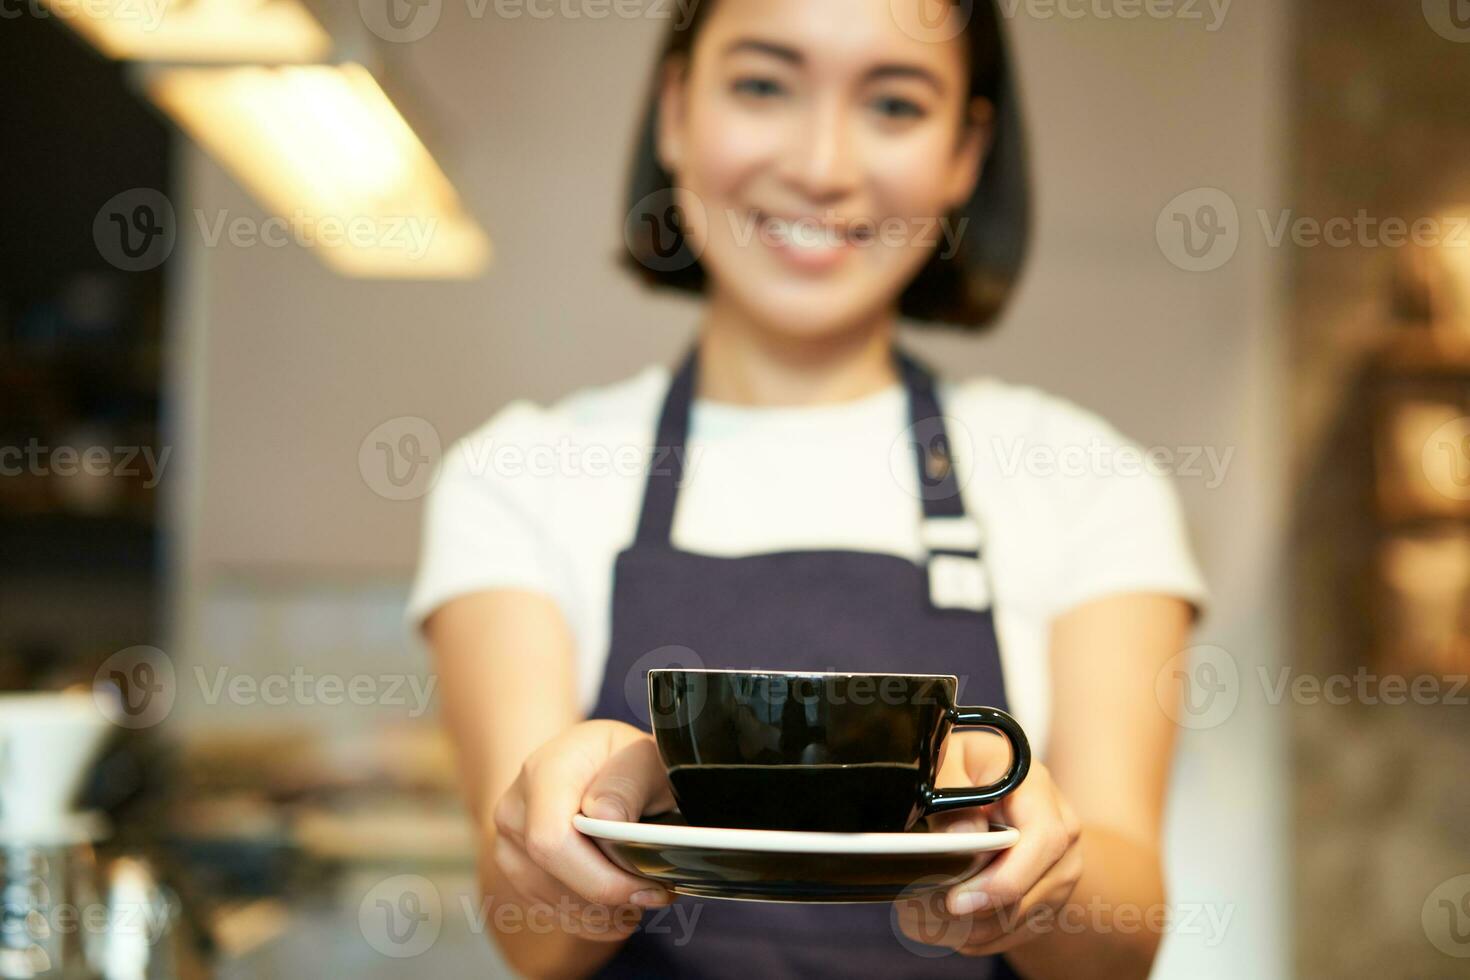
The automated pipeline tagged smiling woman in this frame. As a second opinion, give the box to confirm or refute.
[418,1,1204,978]
[625,0,1029,331]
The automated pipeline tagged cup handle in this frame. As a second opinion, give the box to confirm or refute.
[922,706,1032,816]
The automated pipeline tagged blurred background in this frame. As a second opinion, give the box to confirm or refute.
[2,0,1469,977]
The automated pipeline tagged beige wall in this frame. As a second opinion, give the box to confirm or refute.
[168,3,1289,976]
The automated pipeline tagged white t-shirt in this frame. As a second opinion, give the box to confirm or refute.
[408,364,1207,760]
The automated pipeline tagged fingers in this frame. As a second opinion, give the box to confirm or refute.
[508,725,673,909]
[489,837,644,944]
[896,863,1080,956]
[945,773,1074,917]
[901,759,1086,958]
[927,804,997,836]
[895,886,972,951]
[896,891,1010,954]
[955,861,1082,955]
[580,737,676,822]
[927,733,1017,837]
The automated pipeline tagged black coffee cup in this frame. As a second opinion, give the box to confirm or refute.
[647,669,1031,833]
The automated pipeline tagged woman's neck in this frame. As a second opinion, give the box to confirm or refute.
[696,293,900,407]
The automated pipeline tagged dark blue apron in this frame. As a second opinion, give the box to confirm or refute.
[588,345,1019,978]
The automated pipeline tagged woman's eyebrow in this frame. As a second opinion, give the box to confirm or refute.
[723,38,803,64]
[866,64,946,94]
[721,39,946,94]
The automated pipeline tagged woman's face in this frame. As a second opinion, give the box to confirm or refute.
[659,0,989,339]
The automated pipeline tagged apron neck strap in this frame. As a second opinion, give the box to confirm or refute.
[633,343,970,548]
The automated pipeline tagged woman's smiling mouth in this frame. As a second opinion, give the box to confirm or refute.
[753,209,876,273]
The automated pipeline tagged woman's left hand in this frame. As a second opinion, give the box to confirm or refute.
[895,734,1083,957]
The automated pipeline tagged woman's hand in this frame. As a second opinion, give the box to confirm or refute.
[489,719,677,942]
[896,733,1083,957]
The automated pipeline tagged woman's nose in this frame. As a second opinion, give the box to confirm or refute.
[776,99,860,202]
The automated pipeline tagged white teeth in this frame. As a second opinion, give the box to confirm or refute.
[764,216,845,250]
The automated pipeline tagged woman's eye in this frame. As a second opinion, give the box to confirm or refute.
[731,76,787,100]
[870,96,926,120]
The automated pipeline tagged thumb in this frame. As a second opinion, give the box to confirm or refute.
[580,736,676,823]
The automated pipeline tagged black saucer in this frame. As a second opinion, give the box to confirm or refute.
[574,811,1018,903]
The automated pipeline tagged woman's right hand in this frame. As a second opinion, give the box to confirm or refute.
[490,719,677,942]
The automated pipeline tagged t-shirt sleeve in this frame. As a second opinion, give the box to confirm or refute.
[405,401,570,632]
[1037,398,1210,620]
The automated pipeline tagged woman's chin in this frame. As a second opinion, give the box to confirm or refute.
[728,286,896,343]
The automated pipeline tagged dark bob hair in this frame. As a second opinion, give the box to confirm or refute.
[622,0,1031,331]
